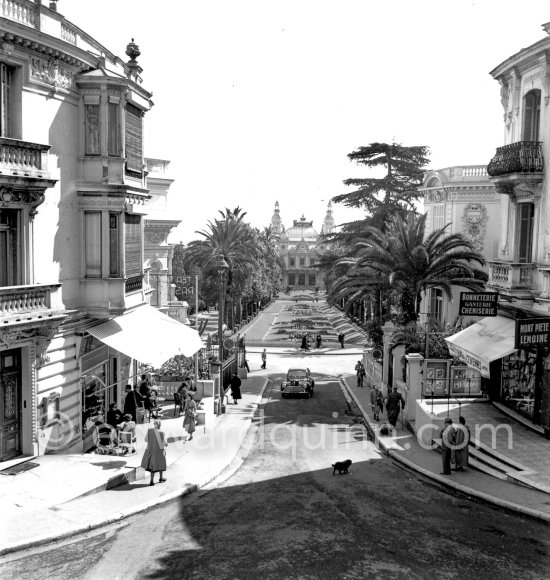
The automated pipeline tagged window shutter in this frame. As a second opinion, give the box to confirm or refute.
[124,213,142,277]
[85,212,102,277]
[125,104,143,174]
[0,63,13,137]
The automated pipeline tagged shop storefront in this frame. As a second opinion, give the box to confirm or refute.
[80,340,118,451]
[500,350,538,422]
[80,305,204,451]
[445,314,545,425]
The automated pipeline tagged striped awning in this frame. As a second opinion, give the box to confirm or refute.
[87,305,203,368]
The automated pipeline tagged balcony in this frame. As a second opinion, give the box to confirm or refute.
[487,261,537,299]
[80,277,146,317]
[0,137,51,179]
[0,284,65,327]
[487,142,543,190]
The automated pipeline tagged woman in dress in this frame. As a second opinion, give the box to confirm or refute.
[453,415,470,471]
[183,392,197,441]
[230,372,242,405]
[140,419,168,485]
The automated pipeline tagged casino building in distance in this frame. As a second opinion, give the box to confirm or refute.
[269,201,335,291]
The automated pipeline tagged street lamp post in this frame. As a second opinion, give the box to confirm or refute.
[215,255,229,416]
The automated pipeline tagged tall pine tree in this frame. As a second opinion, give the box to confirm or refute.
[332,142,430,229]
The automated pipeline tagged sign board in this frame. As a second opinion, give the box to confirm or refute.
[459,292,498,317]
[515,317,550,349]
[175,274,197,301]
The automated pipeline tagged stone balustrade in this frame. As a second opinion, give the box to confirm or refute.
[0,137,50,177]
[462,166,488,177]
[488,261,535,290]
[0,284,61,317]
[1,0,37,28]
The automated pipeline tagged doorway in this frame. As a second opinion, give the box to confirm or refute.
[0,348,22,462]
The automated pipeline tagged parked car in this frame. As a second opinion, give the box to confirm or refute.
[281,368,315,398]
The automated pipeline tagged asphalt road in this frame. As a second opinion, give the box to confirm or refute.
[2,372,549,580]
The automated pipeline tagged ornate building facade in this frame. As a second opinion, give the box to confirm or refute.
[143,158,188,323]
[270,201,335,290]
[418,165,499,324]
[0,1,196,462]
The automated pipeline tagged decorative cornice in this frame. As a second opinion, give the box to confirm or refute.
[0,29,91,70]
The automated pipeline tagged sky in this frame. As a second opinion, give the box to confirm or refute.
[60,0,550,243]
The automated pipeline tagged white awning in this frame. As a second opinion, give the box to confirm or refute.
[87,305,203,368]
[444,316,517,378]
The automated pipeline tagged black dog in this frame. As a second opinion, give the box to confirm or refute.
[332,459,352,475]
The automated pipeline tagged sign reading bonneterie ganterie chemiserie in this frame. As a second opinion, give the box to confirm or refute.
[458,292,498,316]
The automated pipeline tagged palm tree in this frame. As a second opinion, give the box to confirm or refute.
[184,210,260,328]
[335,212,487,323]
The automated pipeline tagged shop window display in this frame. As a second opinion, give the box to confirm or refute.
[501,351,537,420]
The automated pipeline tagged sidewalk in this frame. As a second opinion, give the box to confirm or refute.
[340,373,550,524]
[0,375,268,557]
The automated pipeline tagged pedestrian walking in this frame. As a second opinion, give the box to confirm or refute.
[183,392,197,441]
[370,385,384,421]
[384,386,405,427]
[316,333,322,348]
[355,360,366,387]
[338,332,345,348]
[230,372,242,404]
[241,356,250,372]
[453,416,470,471]
[141,419,168,486]
[300,335,308,351]
[439,418,455,475]
[261,348,267,369]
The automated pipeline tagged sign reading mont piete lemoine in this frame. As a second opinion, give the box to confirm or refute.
[459,292,498,316]
[515,318,550,349]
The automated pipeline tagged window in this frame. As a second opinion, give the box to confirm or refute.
[310,258,316,267]
[523,90,541,142]
[288,273,295,285]
[0,209,19,286]
[125,103,143,174]
[299,258,305,267]
[109,213,120,276]
[108,100,121,156]
[517,203,534,263]
[289,257,295,267]
[433,205,444,230]
[429,288,443,322]
[308,274,316,286]
[124,213,142,278]
[0,63,13,137]
[85,104,100,155]
[298,274,306,286]
[85,212,102,277]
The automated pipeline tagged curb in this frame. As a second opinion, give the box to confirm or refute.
[339,377,550,526]
[0,378,270,558]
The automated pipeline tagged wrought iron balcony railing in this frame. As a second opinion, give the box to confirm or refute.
[125,274,143,293]
[487,141,543,177]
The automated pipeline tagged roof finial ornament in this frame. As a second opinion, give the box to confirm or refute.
[126,38,142,72]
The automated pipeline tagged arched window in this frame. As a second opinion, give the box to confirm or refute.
[523,90,541,142]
